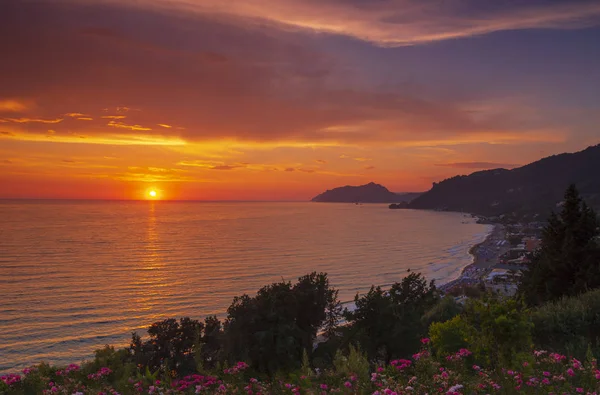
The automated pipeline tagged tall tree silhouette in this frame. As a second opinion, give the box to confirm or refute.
[519,184,600,305]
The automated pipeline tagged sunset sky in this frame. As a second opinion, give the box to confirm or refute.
[1,0,600,200]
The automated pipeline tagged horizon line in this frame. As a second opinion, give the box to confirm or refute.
[0,198,313,203]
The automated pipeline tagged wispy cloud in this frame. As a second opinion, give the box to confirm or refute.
[101,115,127,120]
[2,117,63,124]
[130,0,600,46]
[0,128,185,146]
[212,164,245,170]
[107,120,152,131]
[158,124,172,128]
[0,99,31,113]
[178,160,248,171]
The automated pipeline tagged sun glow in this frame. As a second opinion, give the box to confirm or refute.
[148,189,158,199]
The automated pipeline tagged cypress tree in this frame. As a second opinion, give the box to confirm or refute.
[519,185,600,305]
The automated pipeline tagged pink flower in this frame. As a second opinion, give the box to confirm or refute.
[522,362,529,367]
[543,371,550,377]
[576,388,584,393]
[344,381,352,388]
[567,368,575,377]
[420,338,431,344]
[320,384,328,390]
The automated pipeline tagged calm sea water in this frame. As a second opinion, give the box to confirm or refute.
[0,201,492,373]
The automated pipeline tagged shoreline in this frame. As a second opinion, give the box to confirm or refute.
[438,223,505,292]
[339,221,502,309]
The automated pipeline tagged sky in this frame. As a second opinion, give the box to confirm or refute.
[1,0,600,200]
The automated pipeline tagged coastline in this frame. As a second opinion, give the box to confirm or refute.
[339,221,502,311]
[438,223,505,292]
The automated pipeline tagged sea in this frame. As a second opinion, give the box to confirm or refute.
[0,201,493,373]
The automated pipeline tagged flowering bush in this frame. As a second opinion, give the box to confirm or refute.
[3,340,600,394]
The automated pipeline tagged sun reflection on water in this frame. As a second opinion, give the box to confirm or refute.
[132,202,168,321]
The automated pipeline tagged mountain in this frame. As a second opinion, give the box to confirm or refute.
[409,144,600,217]
[311,182,422,203]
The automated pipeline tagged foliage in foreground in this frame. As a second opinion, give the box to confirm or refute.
[531,288,600,360]
[4,342,600,394]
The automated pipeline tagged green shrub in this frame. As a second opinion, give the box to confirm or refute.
[531,287,600,359]
[429,315,469,355]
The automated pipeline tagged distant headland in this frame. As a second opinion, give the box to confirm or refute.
[310,182,422,203]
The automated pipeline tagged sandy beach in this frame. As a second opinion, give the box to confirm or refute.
[439,224,508,292]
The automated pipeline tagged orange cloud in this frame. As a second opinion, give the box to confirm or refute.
[101,115,127,119]
[158,123,172,128]
[2,117,63,124]
[0,129,185,146]
[0,99,31,113]
[107,120,152,131]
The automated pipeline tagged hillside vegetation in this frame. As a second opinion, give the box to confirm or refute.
[409,144,600,217]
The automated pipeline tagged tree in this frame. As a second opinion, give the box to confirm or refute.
[129,317,203,375]
[519,184,600,305]
[293,273,341,353]
[344,272,438,362]
[323,289,343,340]
[223,272,340,374]
[199,315,223,369]
[421,295,463,328]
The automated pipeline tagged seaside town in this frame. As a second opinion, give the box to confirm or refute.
[439,216,545,299]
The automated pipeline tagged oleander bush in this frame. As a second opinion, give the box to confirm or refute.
[4,342,600,394]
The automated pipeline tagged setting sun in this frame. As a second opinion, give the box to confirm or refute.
[148,190,157,198]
